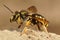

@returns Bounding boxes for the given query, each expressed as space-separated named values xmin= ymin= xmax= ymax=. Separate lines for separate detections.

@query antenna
xmin=3 ymin=4 xmax=13 ymax=13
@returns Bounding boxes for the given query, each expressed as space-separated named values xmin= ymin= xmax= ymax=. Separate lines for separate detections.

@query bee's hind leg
xmin=37 ymin=23 xmax=41 ymax=31
xmin=41 ymin=25 xmax=48 ymax=33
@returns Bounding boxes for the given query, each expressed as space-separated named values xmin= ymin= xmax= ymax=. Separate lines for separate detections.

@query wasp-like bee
xmin=3 ymin=4 xmax=49 ymax=35
xmin=3 ymin=4 xmax=29 ymax=29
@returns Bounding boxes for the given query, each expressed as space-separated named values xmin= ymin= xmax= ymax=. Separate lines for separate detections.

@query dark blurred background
xmin=0 ymin=0 xmax=60 ymax=34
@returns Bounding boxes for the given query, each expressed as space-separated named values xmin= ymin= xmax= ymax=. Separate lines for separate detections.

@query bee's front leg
xmin=18 ymin=22 xmax=23 ymax=28
xmin=18 ymin=25 xmax=21 ymax=28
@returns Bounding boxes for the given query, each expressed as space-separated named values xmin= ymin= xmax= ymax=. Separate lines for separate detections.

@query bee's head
xmin=10 ymin=11 xmax=20 ymax=23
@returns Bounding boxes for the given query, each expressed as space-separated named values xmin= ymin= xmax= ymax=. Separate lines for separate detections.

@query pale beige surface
xmin=0 ymin=29 xmax=60 ymax=40
xmin=0 ymin=0 xmax=60 ymax=34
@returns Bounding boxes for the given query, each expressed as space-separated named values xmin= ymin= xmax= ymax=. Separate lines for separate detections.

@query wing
xmin=27 ymin=6 xmax=37 ymax=13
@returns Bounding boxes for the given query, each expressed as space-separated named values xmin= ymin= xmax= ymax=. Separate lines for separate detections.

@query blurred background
xmin=0 ymin=0 xmax=60 ymax=34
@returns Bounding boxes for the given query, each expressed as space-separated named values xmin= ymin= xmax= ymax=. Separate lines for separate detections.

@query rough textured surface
xmin=0 ymin=29 xmax=60 ymax=40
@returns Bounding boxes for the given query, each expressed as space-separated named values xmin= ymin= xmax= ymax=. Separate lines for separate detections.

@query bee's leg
xmin=41 ymin=25 xmax=48 ymax=33
xmin=16 ymin=24 xmax=22 ymax=32
xmin=38 ymin=21 xmax=48 ymax=33
xmin=18 ymin=24 xmax=21 ymax=28
xmin=21 ymin=20 xmax=31 ymax=35
xmin=36 ymin=23 xmax=41 ymax=31
xmin=42 ymin=25 xmax=53 ymax=40
xmin=20 ymin=27 xmax=28 ymax=35
xmin=18 ymin=22 xmax=23 ymax=28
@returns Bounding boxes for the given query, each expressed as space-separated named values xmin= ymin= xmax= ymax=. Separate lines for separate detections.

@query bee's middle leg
xmin=21 ymin=20 xmax=31 ymax=35
xmin=20 ymin=27 xmax=28 ymax=35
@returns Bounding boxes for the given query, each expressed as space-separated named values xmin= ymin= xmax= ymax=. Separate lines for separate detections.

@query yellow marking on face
xmin=10 ymin=16 xmax=14 ymax=22
xmin=10 ymin=16 xmax=13 ymax=20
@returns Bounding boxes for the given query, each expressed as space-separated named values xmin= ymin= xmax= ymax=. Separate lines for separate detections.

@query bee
xmin=3 ymin=4 xmax=29 ymax=29
xmin=3 ymin=4 xmax=49 ymax=35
